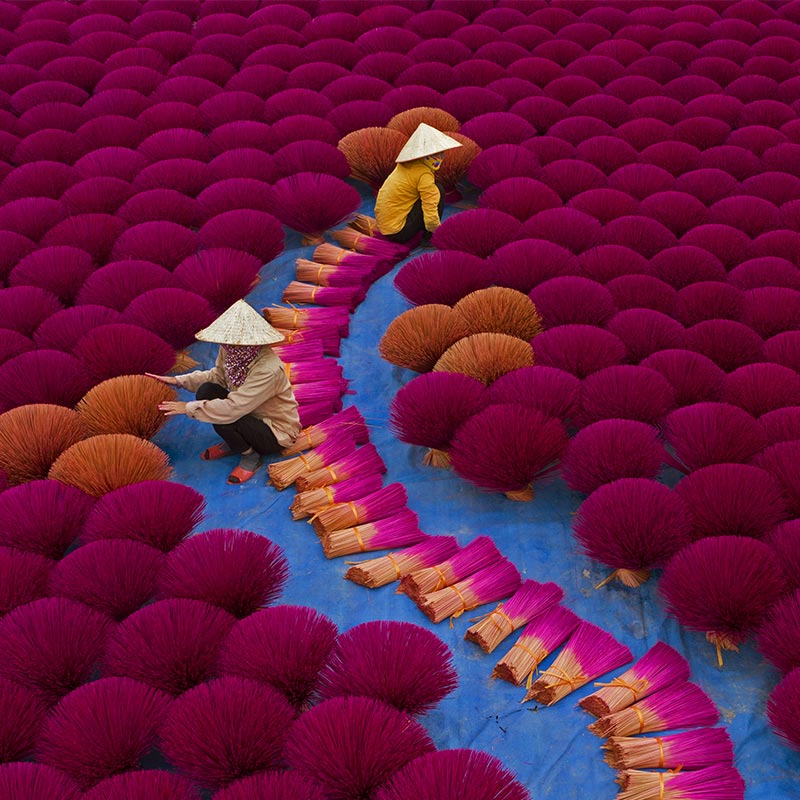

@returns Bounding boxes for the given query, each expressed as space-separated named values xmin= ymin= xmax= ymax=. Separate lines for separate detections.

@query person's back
xmin=375 ymin=160 xmax=440 ymax=236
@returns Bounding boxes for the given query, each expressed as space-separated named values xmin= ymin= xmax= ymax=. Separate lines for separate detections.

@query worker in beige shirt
xmin=375 ymin=122 xmax=462 ymax=244
xmin=148 ymin=300 xmax=300 ymax=485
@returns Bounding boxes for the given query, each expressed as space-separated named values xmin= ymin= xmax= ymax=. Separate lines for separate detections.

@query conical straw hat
xmin=395 ymin=122 xmax=463 ymax=163
xmin=195 ymin=300 xmax=285 ymax=345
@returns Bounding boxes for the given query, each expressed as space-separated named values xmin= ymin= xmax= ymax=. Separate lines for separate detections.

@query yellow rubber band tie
xmin=284 ymin=363 xmax=292 ymax=381
xmin=353 ymin=526 xmax=365 ymax=552
xmin=298 ymin=453 xmax=310 ymax=470
xmin=324 ymin=486 xmax=335 ymax=504
xmin=656 ymin=737 xmax=664 ymax=769
xmin=511 ymin=642 xmax=547 ymax=663
xmin=305 ymin=429 xmax=315 ymax=449
xmin=450 ymin=583 xmax=469 ymax=613
xmin=432 ymin=565 xmax=449 ymax=591
xmin=489 ymin=608 xmax=515 ymax=634
xmin=348 ymin=501 xmax=359 ymax=525
xmin=386 ymin=553 xmax=402 ymax=579
xmin=659 ymin=773 xmax=664 ymax=800
xmin=327 ymin=465 xmax=337 ymax=481
xmin=317 ymin=264 xmax=325 ymax=283
xmin=337 ymin=247 xmax=346 ymax=264
xmin=632 ymin=704 xmax=646 ymax=734
xmin=539 ymin=665 xmax=587 ymax=691
xmin=311 ymin=285 xmax=318 ymax=302
xmin=292 ymin=309 xmax=299 ymax=327
xmin=594 ymin=677 xmax=649 ymax=703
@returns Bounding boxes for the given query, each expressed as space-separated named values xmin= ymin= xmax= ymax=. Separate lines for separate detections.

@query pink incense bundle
xmin=274 ymin=325 xmax=342 ymax=358
xmin=291 ymin=473 xmax=384 ymax=522
xmin=273 ymin=340 xmax=325 ymax=364
xmin=267 ymin=435 xmax=356 ymax=491
xmin=311 ymin=483 xmax=408 ymax=535
xmin=296 ymin=257 xmax=372 ymax=288
xmin=292 ymin=379 xmax=349 ymax=409
xmin=282 ymin=406 xmax=369 ymax=456
xmin=320 ymin=509 xmax=425 ymax=560
xmin=282 ymin=280 xmax=364 ymax=312
xmin=345 ymin=536 xmax=459 ymax=589
xmin=615 ymin=765 xmax=744 ymax=800
xmin=464 ymin=579 xmax=564 ymax=654
xmin=283 ymin=358 xmax=343 ymax=386
xmin=399 ymin=535 xmax=502 ymax=602
xmin=580 ymin=642 xmax=691 ymax=718
xmin=524 ymin=621 xmax=633 ymax=706
xmin=331 ymin=224 xmax=409 ymax=259
xmin=604 ymin=728 xmax=735 ymax=771
xmin=296 ymin=443 xmax=387 ymax=491
xmin=313 ymin=242 xmax=389 ymax=278
xmin=417 ymin=558 xmax=522 ymax=625
xmin=263 ymin=304 xmax=350 ymax=337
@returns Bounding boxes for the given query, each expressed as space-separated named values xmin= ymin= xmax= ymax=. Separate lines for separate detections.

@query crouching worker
xmin=148 ymin=300 xmax=300 ymax=485
xmin=374 ymin=122 xmax=462 ymax=244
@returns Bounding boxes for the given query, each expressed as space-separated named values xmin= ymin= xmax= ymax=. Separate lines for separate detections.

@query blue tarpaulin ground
xmin=154 ymin=189 xmax=799 ymax=799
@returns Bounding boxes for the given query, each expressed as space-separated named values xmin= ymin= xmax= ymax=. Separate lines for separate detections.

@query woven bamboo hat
xmin=195 ymin=300 xmax=285 ymax=345
xmin=395 ymin=122 xmax=462 ymax=163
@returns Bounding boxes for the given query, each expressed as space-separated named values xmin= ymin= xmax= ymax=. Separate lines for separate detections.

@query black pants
xmin=196 ymin=382 xmax=281 ymax=455
xmin=383 ymin=181 xmax=445 ymax=243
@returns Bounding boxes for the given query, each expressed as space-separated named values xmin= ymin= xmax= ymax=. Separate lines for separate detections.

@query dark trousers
xmin=196 ymin=382 xmax=281 ymax=455
xmin=383 ymin=181 xmax=445 ymax=243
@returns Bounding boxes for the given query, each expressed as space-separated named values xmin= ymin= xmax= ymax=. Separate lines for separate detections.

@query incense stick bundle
xmin=615 ymin=765 xmax=744 ymax=800
xmin=274 ymin=326 xmax=342 ymax=357
xmin=292 ymin=379 xmax=350 ymax=407
xmin=313 ymin=243 xmax=388 ymax=275
xmin=283 ymin=359 xmax=343 ymax=386
xmin=320 ymin=510 xmax=426 ymax=559
xmin=264 ymin=305 xmax=350 ymax=336
xmin=464 ymin=579 xmax=564 ymax=654
xmin=274 ymin=340 xmax=325 ymax=363
xmin=398 ymin=535 xmax=502 ymax=601
xmin=580 ymin=642 xmax=690 ymax=718
xmin=296 ymin=258 xmax=372 ymax=288
xmin=267 ymin=436 xmax=356 ymax=491
xmin=524 ymin=621 xmax=632 ymax=706
xmin=282 ymin=406 xmax=369 ymax=456
xmin=331 ymin=225 xmax=408 ymax=259
xmin=603 ymin=728 xmax=735 ymax=771
xmin=282 ymin=281 xmax=364 ymax=312
xmin=344 ymin=536 xmax=460 ymax=589
xmin=290 ymin=473 xmax=383 ymax=521
xmin=417 ymin=559 xmax=522 ymax=624
xmin=296 ymin=444 xmax=387 ymax=491
xmin=589 ymin=681 xmax=719 ymax=738
xmin=349 ymin=214 xmax=378 ymax=236
xmin=493 ymin=606 xmax=580 ymax=686
xmin=298 ymin=400 xmax=343 ymax=429
xmin=311 ymin=483 xmax=408 ymax=535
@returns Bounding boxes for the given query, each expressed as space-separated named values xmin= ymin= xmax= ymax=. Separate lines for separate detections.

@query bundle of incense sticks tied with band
xmin=397 ymin=535 xmax=501 ymax=601
xmin=331 ymin=225 xmax=409 ymax=260
xmin=291 ymin=474 xmax=384 ymax=521
xmin=416 ymin=558 xmax=522 ymax=625
xmin=524 ymin=621 xmax=632 ymax=706
xmin=579 ymin=641 xmax=690 ymax=718
xmin=273 ymin=325 xmax=342 ymax=358
xmin=615 ymin=764 xmax=745 ymax=800
xmin=282 ymin=280 xmax=364 ymax=312
xmin=267 ymin=435 xmax=356 ymax=491
xmin=319 ymin=509 xmax=426 ymax=560
xmin=588 ymin=681 xmax=719 ymax=738
xmin=283 ymin=358 xmax=343 ymax=385
xmin=493 ymin=605 xmax=580 ymax=686
xmin=296 ymin=444 xmax=387 ymax=491
xmin=296 ymin=257 xmax=373 ymax=288
xmin=344 ymin=536 xmax=459 ymax=589
xmin=464 ymin=579 xmax=564 ymax=654
xmin=313 ymin=243 xmax=390 ymax=279
xmin=263 ymin=304 xmax=350 ymax=337
xmin=603 ymin=728 xmax=735 ymax=772
xmin=274 ymin=339 xmax=324 ymax=362
xmin=282 ymin=406 xmax=369 ymax=456
xmin=311 ymin=483 xmax=408 ymax=535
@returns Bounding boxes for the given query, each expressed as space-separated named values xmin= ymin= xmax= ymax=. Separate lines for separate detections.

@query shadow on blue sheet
xmin=154 ymin=190 xmax=799 ymax=799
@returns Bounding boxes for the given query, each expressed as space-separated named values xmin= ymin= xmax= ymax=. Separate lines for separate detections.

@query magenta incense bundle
xmin=273 ymin=326 xmax=343 ymax=358
xmin=604 ymin=728 xmax=735 ymax=771
xmin=283 ymin=358 xmax=344 ymax=386
xmin=345 ymin=536 xmax=460 ymax=589
xmin=311 ymin=483 xmax=408 ymax=535
xmin=296 ymin=257 xmax=372 ymax=288
xmin=465 ymin=579 xmax=564 ymax=654
xmin=263 ymin=304 xmax=350 ymax=337
xmin=267 ymin=435 xmax=356 ymax=491
xmin=296 ymin=444 xmax=387 ymax=491
xmin=493 ymin=606 xmax=580 ymax=686
xmin=580 ymin=642 xmax=690 ymax=718
xmin=291 ymin=474 xmax=384 ymax=522
xmin=282 ymin=280 xmax=364 ymax=312
xmin=615 ymin=764 xmax=744 ymax=800
xmin=273 ymin=339 xmax=325 ymax=364
xmin=320 ymin=509 xmax=425 ymax=560
xmin=282 ymin=405 xmax=369 ymax=456
xmin=331 ymin=224 xmax=409 ymax=259
xmin=314 ymin=242 xmax=389 ymax=275
xmin=525 ymin=621 xmax=632 ymax=706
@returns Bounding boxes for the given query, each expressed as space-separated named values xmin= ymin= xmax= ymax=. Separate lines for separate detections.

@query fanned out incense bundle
xmin=615 ymin=765 xmax=745 ymax=800
xmin=345 ymin=536 xmax=460 ymax=589
xmin=331 ymin=225 xmax=409 ymax=259
xmin=465 ymin=579 xmax=564 ymax=654
xmin=603 ymin=728 xmax=735 ymax=771
xmin=283 ymin=359 xmax=343 ymax=386
xmin=263 ymin=305 xmax=350 ymax=336
xmin=296 ymin=258 xmax=372 ymax=288
xmin=399 ymin=535 xmax=501 ymax=601
xmin=311 ymin=483 xmax=408 ymax=535
xmin=296 ymin=444 xmax=387 ymax=491
xmin=291 ymin=474 xmax=384 ymax=521
xmin=320 ymin=509 xmax=425 ymax=560
xmin=589 ymin=681 xmax=720 ymax=738
xmin=580 ymin=642 xmax=690 ymax=718
xmin=493 ymin=606 xmax=580 ymax=686
xmin=282 ymin=281 xmax=364 ymax=312
xmin=282 ymin=406 xmax=369 ymax=456
xmin=525 ymin=622 xmax=632 ymax=706
xmin=267 ymin=436 xmax=356 ymax=491
xmin=417 ymin=558 xmax=522 ymax=625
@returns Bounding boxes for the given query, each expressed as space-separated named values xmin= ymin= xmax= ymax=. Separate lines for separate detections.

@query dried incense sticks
xmin=281 ymin=406 xmax=369 ymax=456
xmin=291 ymin=474 xmax=384 ymax=521
xmin=603 ymin=728 xmax=734 ymax=771
xmin=311 ymin=483 xmax=408 ymax=535
xmin=295 ymin=444 xmax=386 ymax=491
xmin=615 ymin=765 xmax=744 ymax=800
xmin=320 ymin=510 xmax=426 ymax=560
xmin=267 ymin=435 xmax=356 ymax=490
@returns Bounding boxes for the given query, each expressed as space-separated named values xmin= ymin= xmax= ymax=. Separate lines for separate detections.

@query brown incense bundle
xmin=310 ymin=483 xmax=408 ymax=535
xmin=433 ymin=333 xmax=534 ymax=385
xmin=387 ymin=107 xmax=460 ymax=136
xmin=454 ymin=287 xmax=543 ymax=341
xmin=338 ymin=128 xmax=408 ymax=190
xmin=319 ymin=510 xmax=425 ymax=559
xmin=349 ymin=214 xmax=378 ymax=236
xmin=267 ymin=436 xmax=356 ymax=491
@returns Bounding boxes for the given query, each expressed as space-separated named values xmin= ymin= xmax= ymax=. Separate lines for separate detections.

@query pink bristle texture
xmin=116 ymin=188 xmax=199 ymax=228
xmin=721 ymin=363 xmax=800 ymax=417
xmin=653 ymin=246 xmax=729 ymax=292
xmin=281 ymin=406 xmax=369 ymax=455
xmin=271 ymin=115 xmax=341 ymax=149
xmin=123 ymin=288 xmax=215 ymax=350
xmin=157 ymin=529 xmax=288 ymax=618
xmin=173 ymin=248 xmax=261 ymax=313
xmin=138 ymin=102 xmax=205 ymax=136
xmin=518 ymin=208 xmax=602 ymax=255
xmin=0 ymin=286 xmax=63 ymax=338
xmin=431 ymin=209 xmax=521 ymax=259
xmin=137 ymin=127 xmax=210 ymax=162
xmin=530 ymin=277 xmax=617 ymax=328
xmin=562 ymin=420 xmax=665 ymax=495
xmin=275 ymin=340 xmax=325 ymax=364
xmin=0 ymin=597 xmax=112 ymax=706
xmin=577 ymin=365 xmax=676 ymax=427
xmin=131 ymin=158 xmax=209 ymax=198
xmin=490 ymin=239 xmax=580 ymax=294
xmin=756 ymin=440 xmax=800 ymax=517
xmin=320 ymin=510 xmax=426 ymax=560
xmin=213 ymin=772 xmax=327 ymax=800
xmin=81 ymin=771 xmax=201 ymax=800
xmin=102 ymin=598 xmax=235 ymax=695
xmin=638 ymin=190 xmax=710 ymax=236
xmin=285 ymin=695 xmax=435 ymax=800
xmin=73 ymin=147 xmax=147 ymax=182
xmin=768 ymin=668 xmax=800 ymax=751
xmin=0 ymin=233 xmax=36 ymax=285
xmin=605 ymin=308 xmax=686 ymax=364
xmin=640 ymin=349 xmax=725 ymax=407
xmin=467 ymin=143 xmax=541 ymax=190
xmin=1 ymin=160 xmax=75 ymax=199
xmin=0 ymin=763 xmax=82 ymax=800
xmin=574 ymin=479 xmax=692 ymax=588
xmin=603 ymin=728 xmax=734 ymax=771
xmin=743 ymin=286 xmax=800 ymax=339
xmin=758 ymin=589 xmax=800 ymax=675
xmin=376 ymin=749 xmax=530 ymax=800
xmin=661 ymin=536 xmax=787 ymax=660
xmin=769 ymin=520 xmax=800 ymax=592
xmin=312 ymin=483 xmax=409 ymax=535
xmin=394 ymin=251 xmax=491 ymax=307
xmin=675 ymin=282 xmax=745 ymax=327
xmin=531 ymin=325 xmax=627 ymax=379
xmin=283 ymin=359 xmax=343 ymax=386
xmin=111 ymin=221 xmax=197 ymax=271
xmin=76 ymin=261 xmax=178 ymax=311
xmin=0 ymin=676 xmax=47 ymax=761
xmin=196 ymin=179 xmax=274 ymax=221
xmin=0 ymin=479 xmax=94 ymax=559
xmin=663 ymin=402 xmax=768 ymax=473
xmin=761 ymin=407 xmax=800 ymax=445
xmin=282 ymin=281 xmax=364 ymax=311
xmin=0 ymin=546 xmax=53 ymax=617
xmin=198 ymin=209 xmax=284 ymax=264
xmin=488 ymin=366 xmax=581 ymax=421
xmin=479 ymin=177 xmax=561 ymax=222
xmin=680 ymin=224 xmax=750 ymax=271
xmin=728 ymin=257 xmax=800 ymax=291
xmin=579 ymin=245 xmax=651 ymax=284
xmin=36 ymin=677 xmax=171 ymax=789
xmin=317 ymin=620 xmax=457 ymax=715
xmin=41 ymin=213 xmax=125 ymax=264
xmin=160 ymin=676 xmax=294 ymax=789
xmin=0 ymin=330 xmax=35 ymax=366
xmin=0 ymin=350 xmax=93 ymax=413
xmin=61 ymin=177 xmax=134 ymax=216
xmin=764 ymin=331 xmax=800 ymax=374
xmin=75 ymin=115 xmax=147 ymax=150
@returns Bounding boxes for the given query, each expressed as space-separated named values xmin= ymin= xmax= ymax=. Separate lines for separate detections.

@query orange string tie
xmin=284 ymin=363 xmax=292 ymax=381
xmin=448 ymin=583 xmax=470 ymax=628
xmin=593 ymin=676 xmax=650 ymax=703
xmin=659 ymin=772 xmax=665 ymax=800
xmin=304 ymin=429 xmax=315 ymax=449
xmin=656 ymin=737 xmax=665 ymax=769
xmin=337 ymin=247 xmax=346 ymax=265
xmin=539 ymin=665 xmax=587 ymax=691
xmin=353 ymin=525 xmax=365 ymax=552
xmin=327 ymin=465 xmax=338 ymax=482
xmin=316 ymin=264 xmax=325 ymax=283
xmin=631 ymin=704 xmax=646 ymax=734
xmin=311 ymin=286 xmax=319 ymax=302
xmin=386 ymin=553 xmax=403 ymax=580
xmin=489 ymin=608 xmax=515 ymax=634
xmin=432 ymin=565 xmax=449 ymax=591
xmin=298 ymin=453 xmax=311 ymax=472
xmin=347 ymin=501 xmax=360 ymax=525
xmin=323 ymin=486 xmax=335 ymax=504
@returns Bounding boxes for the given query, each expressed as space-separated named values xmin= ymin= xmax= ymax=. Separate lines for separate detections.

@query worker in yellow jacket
xmin=374 ymin=122 xmax=462 ymax=244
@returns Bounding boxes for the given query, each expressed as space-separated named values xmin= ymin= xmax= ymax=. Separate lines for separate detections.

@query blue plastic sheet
xmin=154 ymin=190 xmax=799 ymax=799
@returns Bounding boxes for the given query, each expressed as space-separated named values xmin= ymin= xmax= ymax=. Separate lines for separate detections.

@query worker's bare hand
xmin=146 ymin=373 xmax=178 ymax=385
xmin=159 ymin=401 xmax=188 ymax=416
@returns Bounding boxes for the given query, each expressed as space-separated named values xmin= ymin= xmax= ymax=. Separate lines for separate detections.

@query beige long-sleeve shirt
xmin=174 ymin=347 xmax=301 ymax=448
xmin=375 ymin=160 xmax=441 ymax=234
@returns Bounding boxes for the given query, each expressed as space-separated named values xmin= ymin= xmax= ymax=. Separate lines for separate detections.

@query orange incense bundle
xmin=615 ymin=765 xmax=744 ymax=800
xmin=349 ymin=214 xmax=378 ymax=235
xmin=603 ymin=728 xmax=735 ymax=771
xmin=290 ymin=473 xmax=383 ymax=521
xmin=344 ymin=536 xmax=459 ymax=589
xmin=320 ymin=509 xmax=425 ymax=560
xmin=267 ymin=436 xmax=356 ymax=491
xmin=296 ymin=258 xmax=372 ymax=288
xmin=524 ymin=621 xmax=632 ymax=706
xmin=311 ymin=483 xmax=408 ymax=535
xmin=282 ymin=406 xmax=369 ymax=456
xmin=464 ymin=579 xmax=564 ymax=654
xmin=295 ymin=444 xmax=386 ymax=491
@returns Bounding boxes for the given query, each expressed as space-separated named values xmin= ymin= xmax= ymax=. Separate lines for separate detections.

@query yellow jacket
xmin=375 ymin=160 xmax=441 ymax=235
